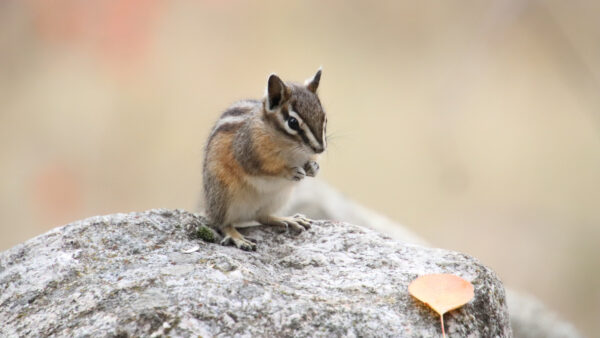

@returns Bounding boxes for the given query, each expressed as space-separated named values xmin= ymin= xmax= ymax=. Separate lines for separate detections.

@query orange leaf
xmin=408 ymin=273 xmax=474 ymax=337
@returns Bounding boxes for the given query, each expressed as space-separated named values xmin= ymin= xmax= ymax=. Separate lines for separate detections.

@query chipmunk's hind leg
xmin=258 ymin=214 xmax=312 ymax=233
xmin=220 ymin=225 xmax=257 ymax=251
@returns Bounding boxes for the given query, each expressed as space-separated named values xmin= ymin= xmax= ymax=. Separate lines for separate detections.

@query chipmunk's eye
xmin=287 ymin=117 xmax=300 ymax=131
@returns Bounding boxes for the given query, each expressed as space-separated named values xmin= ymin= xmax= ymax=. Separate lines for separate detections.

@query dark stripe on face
xmin=298 ymin=129 xmax=311 ymax=147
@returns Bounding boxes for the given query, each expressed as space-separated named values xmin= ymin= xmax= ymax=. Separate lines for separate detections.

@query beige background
xmin=1 ymin=1 xmax=599 ymax=335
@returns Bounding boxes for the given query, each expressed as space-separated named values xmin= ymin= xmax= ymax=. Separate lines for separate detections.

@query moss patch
xmin=196 ymin=225 xmax=216 ymax=243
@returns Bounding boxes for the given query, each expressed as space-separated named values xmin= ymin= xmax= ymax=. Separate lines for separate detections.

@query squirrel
xmin=202 ymin=69 xmax=327 ymax=251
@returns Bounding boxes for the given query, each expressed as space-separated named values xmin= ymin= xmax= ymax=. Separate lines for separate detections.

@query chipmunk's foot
xmin=304 ymin=161 xmax=319 ymax=177
xmin=259 ymin=214 xmax=312 ymax=233
xmin=220 ymin=225 xmax=257 ymax=251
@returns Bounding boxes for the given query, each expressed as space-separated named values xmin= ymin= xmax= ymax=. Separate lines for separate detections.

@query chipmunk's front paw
xmin=288 ymin=166 xmax=306 ymax=181
xmin=258 ymin=214 xmax=313 ymax=234
xmin=280 ymin=214 xmax=312 ymax=233
xmin=304 ymin=161 xmax=319 ymax=177
xmin=289 ymin=214 xmax=313 ymax=231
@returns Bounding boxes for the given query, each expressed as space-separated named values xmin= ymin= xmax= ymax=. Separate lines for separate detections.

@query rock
xmin=286 ymin=180 xmax=583 ymax=338
xmin=0 ymin=209 xmax=511 ymax=337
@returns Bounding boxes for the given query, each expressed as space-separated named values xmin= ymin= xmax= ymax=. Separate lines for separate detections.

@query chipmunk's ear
xmin=305 ymin=68 xmax=322 ymax=93
xmin=266 ymin=74 xmax=290 ymax=111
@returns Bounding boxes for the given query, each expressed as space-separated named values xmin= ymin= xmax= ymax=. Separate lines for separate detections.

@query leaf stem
xmin=440 ymin=313 xmax=446 ymax=338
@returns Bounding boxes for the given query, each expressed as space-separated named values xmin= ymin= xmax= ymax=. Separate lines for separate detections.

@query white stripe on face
xmin=289 ymin=110 xmax=321 ymax=150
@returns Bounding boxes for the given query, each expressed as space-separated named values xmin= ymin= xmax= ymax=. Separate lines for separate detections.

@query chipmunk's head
xmin=263 ymin=69 xmax=327 ymax=154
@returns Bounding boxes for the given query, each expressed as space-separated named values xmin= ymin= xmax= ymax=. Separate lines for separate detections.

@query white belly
xmin=226 ymin=176 xmax=295 ymax=224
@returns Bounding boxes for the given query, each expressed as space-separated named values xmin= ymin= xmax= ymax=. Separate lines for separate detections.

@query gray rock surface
xmin=0 ymin=209 xmax=511 ymax=337
xmin=286 ymin=180 xmax=583 ymax=338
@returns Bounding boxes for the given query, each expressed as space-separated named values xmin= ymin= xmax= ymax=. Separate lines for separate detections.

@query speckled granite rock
xmin=0 ymin=209 xmax=510 ymax=337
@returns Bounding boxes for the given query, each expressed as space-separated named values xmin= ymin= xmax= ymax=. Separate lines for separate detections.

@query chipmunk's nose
xmin=313 ymin=146 xmax=325 ymax=154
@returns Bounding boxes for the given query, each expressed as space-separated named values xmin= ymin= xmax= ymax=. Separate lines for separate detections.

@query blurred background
xmin=1 ymin=0 xmax=599 ymax=335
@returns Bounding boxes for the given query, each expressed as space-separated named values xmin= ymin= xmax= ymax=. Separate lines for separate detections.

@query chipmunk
xmin=202 ymin=69 xmax=327 ymax=250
